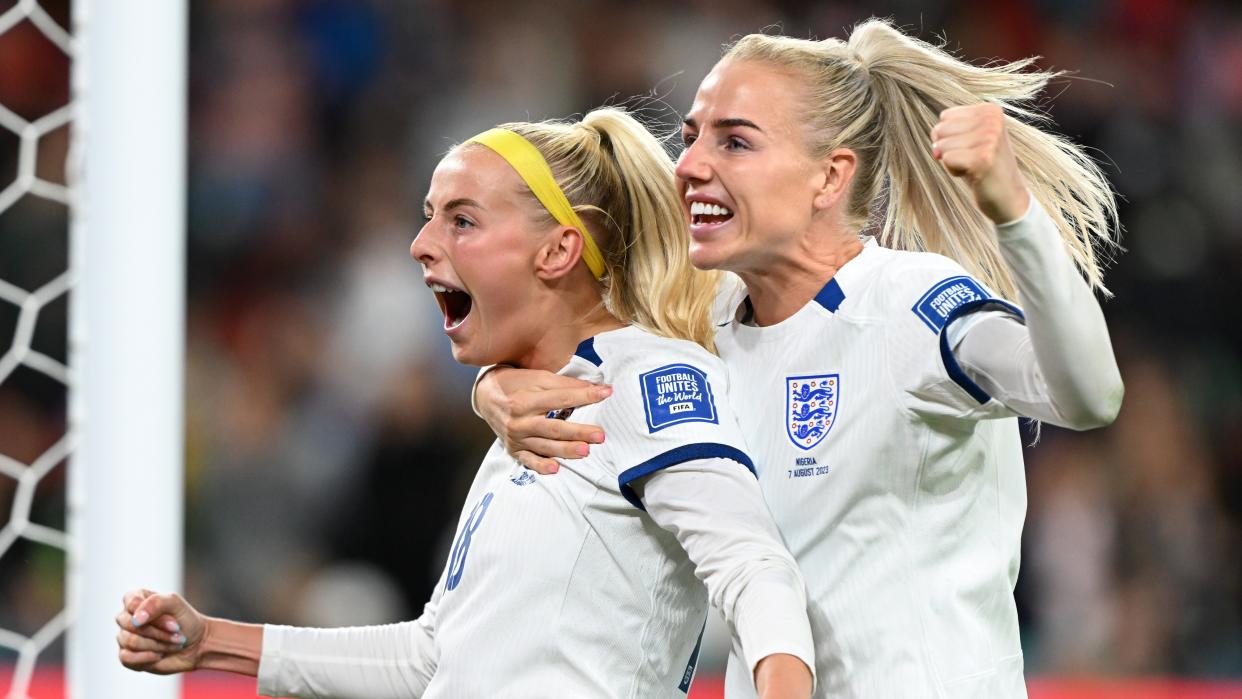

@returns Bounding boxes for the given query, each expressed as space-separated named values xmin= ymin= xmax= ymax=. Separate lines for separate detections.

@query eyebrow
xmin=423 ymin=197 xmax=484 ymax=213
xmin=682 ymin=117 xmax=764 ymax=133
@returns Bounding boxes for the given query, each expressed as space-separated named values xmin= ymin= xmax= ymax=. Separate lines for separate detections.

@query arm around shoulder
xmin=471 ymin=363 xmax=611 ymax=473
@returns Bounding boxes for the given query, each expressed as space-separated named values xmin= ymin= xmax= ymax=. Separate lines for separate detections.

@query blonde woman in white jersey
xmin=475 ymin=19 xmax=1124 ymax=699
xmin=113 ymin=108 xmax=816 ymax=698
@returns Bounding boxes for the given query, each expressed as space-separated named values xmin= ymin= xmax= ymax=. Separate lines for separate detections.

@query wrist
xmin=195 ymin=617 xmax=264 ymax=677
xmin=993 ymin=187 xmax=1034 ymax=229
xmin=754 ymin=653 xmax=812 ymax=699
xmin=471 ymin=363 xmax=515 ymax=418
xmin=985 ymin=175 xmax=1031 ymax=226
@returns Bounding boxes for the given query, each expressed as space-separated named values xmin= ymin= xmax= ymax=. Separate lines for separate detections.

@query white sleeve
xmin=946 ymin=199 xmax=1124 ymax=429
xmin=632 ymin=458 xmax=816 ymax=689
xmin=256 ymin=604 xmax=439 ymax=698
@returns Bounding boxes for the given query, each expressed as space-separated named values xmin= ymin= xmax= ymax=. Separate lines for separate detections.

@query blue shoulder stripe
xmin=939 ymin=297 xmax=1025 ymax=404
xmin=617 ymin=443 xmax=755 ymax=510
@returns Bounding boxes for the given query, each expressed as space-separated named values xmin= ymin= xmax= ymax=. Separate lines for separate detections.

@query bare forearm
xmin=196 ymin=617 xmax=264 ymax=676
xmin=755 ymin=653 xmax=813 ymax=699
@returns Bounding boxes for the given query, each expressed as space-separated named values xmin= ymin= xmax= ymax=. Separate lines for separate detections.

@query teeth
xmin=689 ymin=201 xmax=733 ymax=217
xmin=429 ymin=282 xmax=459 ymax=293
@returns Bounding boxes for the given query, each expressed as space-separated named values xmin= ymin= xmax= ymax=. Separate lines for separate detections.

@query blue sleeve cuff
xmin=618 ymin=443 xmax=756 ymax=510
xmin=939 ymin=297 xmax=1025 ymax=405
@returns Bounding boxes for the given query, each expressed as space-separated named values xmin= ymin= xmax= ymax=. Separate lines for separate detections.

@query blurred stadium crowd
xmin=1 ymin=0 xmax=1241 ymax=681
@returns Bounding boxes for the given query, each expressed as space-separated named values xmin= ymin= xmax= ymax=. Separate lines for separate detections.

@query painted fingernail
xmin=547 ymin=463 xmax=560 ymax=474
xmin=598 ymin=386 xmax=612 ymax=397
xmin=165 ymin=620 xmax=181 ymax=634
xmin=589 ymin=431 xmax=604 ymax=443
xmin=171 ymin=634 xmax=185 ymax=645
xmin=576 ymin=444 xmax=590 ymax=456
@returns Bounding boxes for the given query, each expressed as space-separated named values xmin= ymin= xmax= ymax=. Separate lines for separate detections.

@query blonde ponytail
xmin=581 ymin=110 xmax=721 ymax=352
xmin=727 ymin=18 xmax=1119 ymax=300
xmin=468 ymin=108 xmax=720 ymax=351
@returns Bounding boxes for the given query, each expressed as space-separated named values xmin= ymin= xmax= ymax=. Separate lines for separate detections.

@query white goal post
xmin=67 ymin=1 xmax=187 ymax=698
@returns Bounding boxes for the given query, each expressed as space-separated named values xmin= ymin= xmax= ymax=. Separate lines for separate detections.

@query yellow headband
xmin=466 ymin=128 xmax=607 ymax=280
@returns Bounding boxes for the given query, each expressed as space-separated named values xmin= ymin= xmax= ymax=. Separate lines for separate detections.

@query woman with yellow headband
xmin=112 ymin=108 xmax=816 ymax=698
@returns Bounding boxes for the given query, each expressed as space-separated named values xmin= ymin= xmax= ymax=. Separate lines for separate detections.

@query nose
xmin=674 ymin=139 xmax=710 ymax=184
xmin=410 ymin=220 xmax=437 ymax=264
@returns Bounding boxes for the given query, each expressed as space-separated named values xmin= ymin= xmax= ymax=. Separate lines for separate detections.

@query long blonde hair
xmin=726 ymin=18 xmax=1119 ymax=300
xmin=462 ymin=108 xmax=720 ymax=351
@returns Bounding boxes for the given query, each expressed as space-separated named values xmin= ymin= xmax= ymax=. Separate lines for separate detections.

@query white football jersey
xmin=716 ymin=240 xmax=1029 ymax=699
xmin=422 ymin=326 xmax=760 ymax=698
xmin=257 ymin=324 xmax=815 ymax=699
xmin=422 ymin=327 xmax=755 ymax=699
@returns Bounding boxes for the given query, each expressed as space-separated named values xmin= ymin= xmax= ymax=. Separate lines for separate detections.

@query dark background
xmin=1 ymin=0 xmax=1240 ymax=680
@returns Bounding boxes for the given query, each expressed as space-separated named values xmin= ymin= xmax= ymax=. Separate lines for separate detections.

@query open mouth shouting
xmin=429 ymin=280 xmax=473 ymax=333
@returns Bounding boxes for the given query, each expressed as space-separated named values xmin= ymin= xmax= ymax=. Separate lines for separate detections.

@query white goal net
xmin=1 ymin=1 xmax=185 ymax=697
xmin=0 ymin=1 xmax=75 ymax=697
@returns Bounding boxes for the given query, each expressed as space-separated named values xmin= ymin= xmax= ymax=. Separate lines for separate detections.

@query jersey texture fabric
xmin=258 ymin=325 xmax=813 ymax=699
xmin=716 ymin=241 xmax=1028 ymax=699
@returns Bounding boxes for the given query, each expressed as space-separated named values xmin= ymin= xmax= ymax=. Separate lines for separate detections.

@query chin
xmin=448 ymin=341 xmax=484 ymax=368
xmin=689 ymin=242 xmax=730 ymax=271
xmin=450 ymin=336 xmax=509 ymax=369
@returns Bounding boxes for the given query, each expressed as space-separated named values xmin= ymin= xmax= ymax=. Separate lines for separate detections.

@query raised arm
xmin=633 ymin=460 xmax=815 ymax=699
xmin=948 ymin=200 xmax=1124 ymax=428
xmin=473 ymin=365 xmax=612 ymax=473
xmin=935 ymin=103 xmax=1123 ymax=428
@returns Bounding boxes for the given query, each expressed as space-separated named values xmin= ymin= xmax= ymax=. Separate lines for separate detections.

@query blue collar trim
xmin=813 ymin=278 xmax=845 ymax=312
xmin=574 ymin=337 xmax=603 ymax=366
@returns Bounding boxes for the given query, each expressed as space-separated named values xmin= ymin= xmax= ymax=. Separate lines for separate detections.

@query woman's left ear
xmin=535 ymin=225 xmax=585 ymax=280
xmin=812 ymin=147 xmax=858 ymax=210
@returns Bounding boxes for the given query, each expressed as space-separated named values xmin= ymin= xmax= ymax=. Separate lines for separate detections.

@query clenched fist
xmin=115 ymin=588 xmax=207 ymax=675
xmin=931 ymin=103 xmax=1031 ymax=225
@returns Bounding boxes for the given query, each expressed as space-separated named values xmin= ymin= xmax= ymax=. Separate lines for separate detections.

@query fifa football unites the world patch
xmin=913 ymin=275 xmax=991 ymax=332
xmin=639 ymin=363 xmax=718 ymax=432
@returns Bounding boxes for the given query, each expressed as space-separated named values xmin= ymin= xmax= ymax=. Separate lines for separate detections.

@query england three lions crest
xmin=786 ymin=374 xmax=839 ymax=450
